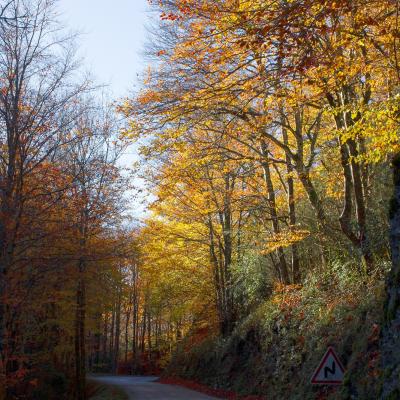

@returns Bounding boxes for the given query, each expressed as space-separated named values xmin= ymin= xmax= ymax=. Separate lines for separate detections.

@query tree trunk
xmin=124 ymin=309 xmax=130 ymax=363
xmin=221 ymin=174 xmax=235 ymax=335
xmin=131 ymin=266 xmax=139 ymax=372
xmin=93 ymin=313 xmax=102 ymax=371
xmin=112 ymin=284 xmax=121 ymax=374
xmin=147 ymin=312 xmax=152 ymax=361
xmin=347 ymin=139 xmax=374 ymax=273
xmin=102 ymin=313 xmax=108 ymax=365
xmin=282 ymin=125 xmax=301 ymax=283
xmin=326 ymin=90 xmax=374 ymax=273
xmin=260 ymin=140 xmax=290 ymax=284
xmin=74 ymin=259 xmax=86 ymax=400
xmin=141 ymin=307 xmax=146 ymax=353
xmin=109 ymin=303 xmax=115 ymax=362
xmin=0 ymin=148 xmax=18 ymax=397
xmin=209 ymin=217 xmax=226 ymax=335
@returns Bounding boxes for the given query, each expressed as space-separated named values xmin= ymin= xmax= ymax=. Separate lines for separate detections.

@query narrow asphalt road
xmin=89 ymin=375 xmax=220 ymax=400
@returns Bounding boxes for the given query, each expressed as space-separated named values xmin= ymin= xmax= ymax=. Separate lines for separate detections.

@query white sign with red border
xmin=311 ymin=347 xmax=345 ymax=385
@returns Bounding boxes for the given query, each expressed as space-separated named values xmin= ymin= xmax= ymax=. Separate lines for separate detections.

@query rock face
xmin=386 ymin=154 xmax=400 ymax=322
xmin=381 ymin=318 xmax=400 ymax=400
xmin=381 ymin=153 xmax=400 ymax=400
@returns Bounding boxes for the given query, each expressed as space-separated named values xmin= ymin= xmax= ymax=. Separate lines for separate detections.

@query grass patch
xmin=87 ymin=381 xmax=129 ymax=400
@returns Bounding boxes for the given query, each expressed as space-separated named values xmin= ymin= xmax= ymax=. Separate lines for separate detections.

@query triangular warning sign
xmin=311 ymin=347 xmax=345 ymax=385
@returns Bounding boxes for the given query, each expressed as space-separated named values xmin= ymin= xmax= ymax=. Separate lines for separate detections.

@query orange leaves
xmin=260 ymin=229 xmax=310 ymax=254
xmin=137 ymin=89 xmax=163 ymax=105
xmin=272 ymin=283 xmax=303 ymax=310
xmin=160 ymin=11 xmax=181 ymax=21
xmin=130 ymin=0 xmax=397 ymax=294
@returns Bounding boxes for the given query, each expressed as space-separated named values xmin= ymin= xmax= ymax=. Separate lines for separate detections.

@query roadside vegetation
xmin=87 ymin=381 xmax=128 ymax=400
xmin=167 ymin=263 xmax=385 ymax=399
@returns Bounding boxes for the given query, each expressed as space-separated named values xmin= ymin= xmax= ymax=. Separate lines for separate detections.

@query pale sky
xmin=58 ymin=0 xmax=152 ymax=220
xmin=58 ymin=0 xmax=151 ymax=97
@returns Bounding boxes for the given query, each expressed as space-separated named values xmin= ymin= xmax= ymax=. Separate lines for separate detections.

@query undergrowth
xmin=87 ymin=381 xmax=128 ymax=400
xmin=166 ymin=261 xmax=387 ymax=400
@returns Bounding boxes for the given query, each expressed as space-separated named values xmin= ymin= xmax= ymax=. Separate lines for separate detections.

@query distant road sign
xmin=311 ymin=347 xmax=345 ymax=385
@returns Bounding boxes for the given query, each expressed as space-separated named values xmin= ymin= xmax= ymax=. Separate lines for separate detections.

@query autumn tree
xmin=0 ymin=0 xmax=91 ymax=396
xmin=121 ymin=0 xmax=399 ymax=345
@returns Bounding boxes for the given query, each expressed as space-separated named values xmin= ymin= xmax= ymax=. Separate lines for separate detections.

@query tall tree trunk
xmin=147 ymin=312 xmax=152 ymax=362
xmin=326 ymin=90 xmax=374 ymax=273
xmin=74 ymin=259 xmax=86 ymax=400
xmin=0 ymin=214 xmax=7 ymax=397
xmin=282 ymin=125 xmax=301 ymax=283
xmin=124 ymin=309 xmax=130 ymax=363
xmin=112 ymin=284 xmax=121 ymax=374
xmin=296 ymin=168 xmax=327 ymax=228
xmin=131 ymin=265 xmax=139 ymax=372
xmin=347 ymin=139 xmax=374 ymax=273
xmin=131 ymin=305 xmax=137 ymax=371
xmin=109 ymin=302 xmax=115 ymax=362
xmin=260 ymin=140 xmax=290 ymax=284
xmin=102 ymin=313 xmax=108 ymax=365
xmin=0 ymin=151 xmax=18 ymax=397
xmin=209 ymin=217 xmax=226 ymax=335
xmin=93 ymin=313 xmax=102 ymax=370
xmin=221 ymin=174 xmax=235 ymax=335
xmin=141 ymin=307 xmax=146 ymax=353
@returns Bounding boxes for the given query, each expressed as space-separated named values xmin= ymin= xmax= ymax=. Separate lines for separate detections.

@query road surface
xmin=89 ymin=375 xmax=220 ymax=400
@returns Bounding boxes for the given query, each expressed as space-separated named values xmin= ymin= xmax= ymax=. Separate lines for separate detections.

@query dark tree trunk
xmin=209 ymin=217 xmax=226 ymax=336
xmin=74 ymin=259 xmax=86 ymax=400
xmin=109 ymin=302 xmax=115 ymax=362
xmin=260 ymin=140 xmax=290 ymax=284
xmin=141 ymin=307 xmax=146 ymax=353
xmin=112 ymin=284 xmax=121 ymax=374
xmin=102 ymin=313 xmax=109 ymax=365
xmin=93 ymin=313 xmax=102 ymax=370
xmin=347 ymin=139 xmax=374 ymax=272
xmin=131 ymin=264 xmax=139 ymax=372
xmin=326 ymin=90 xmax=374 ymax=273
xmin=282 ymin=125 xmax=301 ymax=283
xmin=221 ymin=174 xmax=235 ymax=335
xmin=124 ymin=309 xmax=130 ymax=363
xmin=147 ymin=312 xmax=152 ymax=361
xmin=296 ymin=169 xmax=327 ymax=228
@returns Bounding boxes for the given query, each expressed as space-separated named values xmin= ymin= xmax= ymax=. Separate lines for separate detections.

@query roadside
xmin=159 ymin=377 xmax=264 ymax=400
xmin=87 ymin=379 xmax=128 ymax=400
xmin=88 ymin=375 xmax=219 ymax=400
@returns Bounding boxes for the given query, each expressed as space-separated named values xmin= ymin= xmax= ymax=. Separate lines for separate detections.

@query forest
xmin=1 ymin=0 xmax=400 ymax=399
